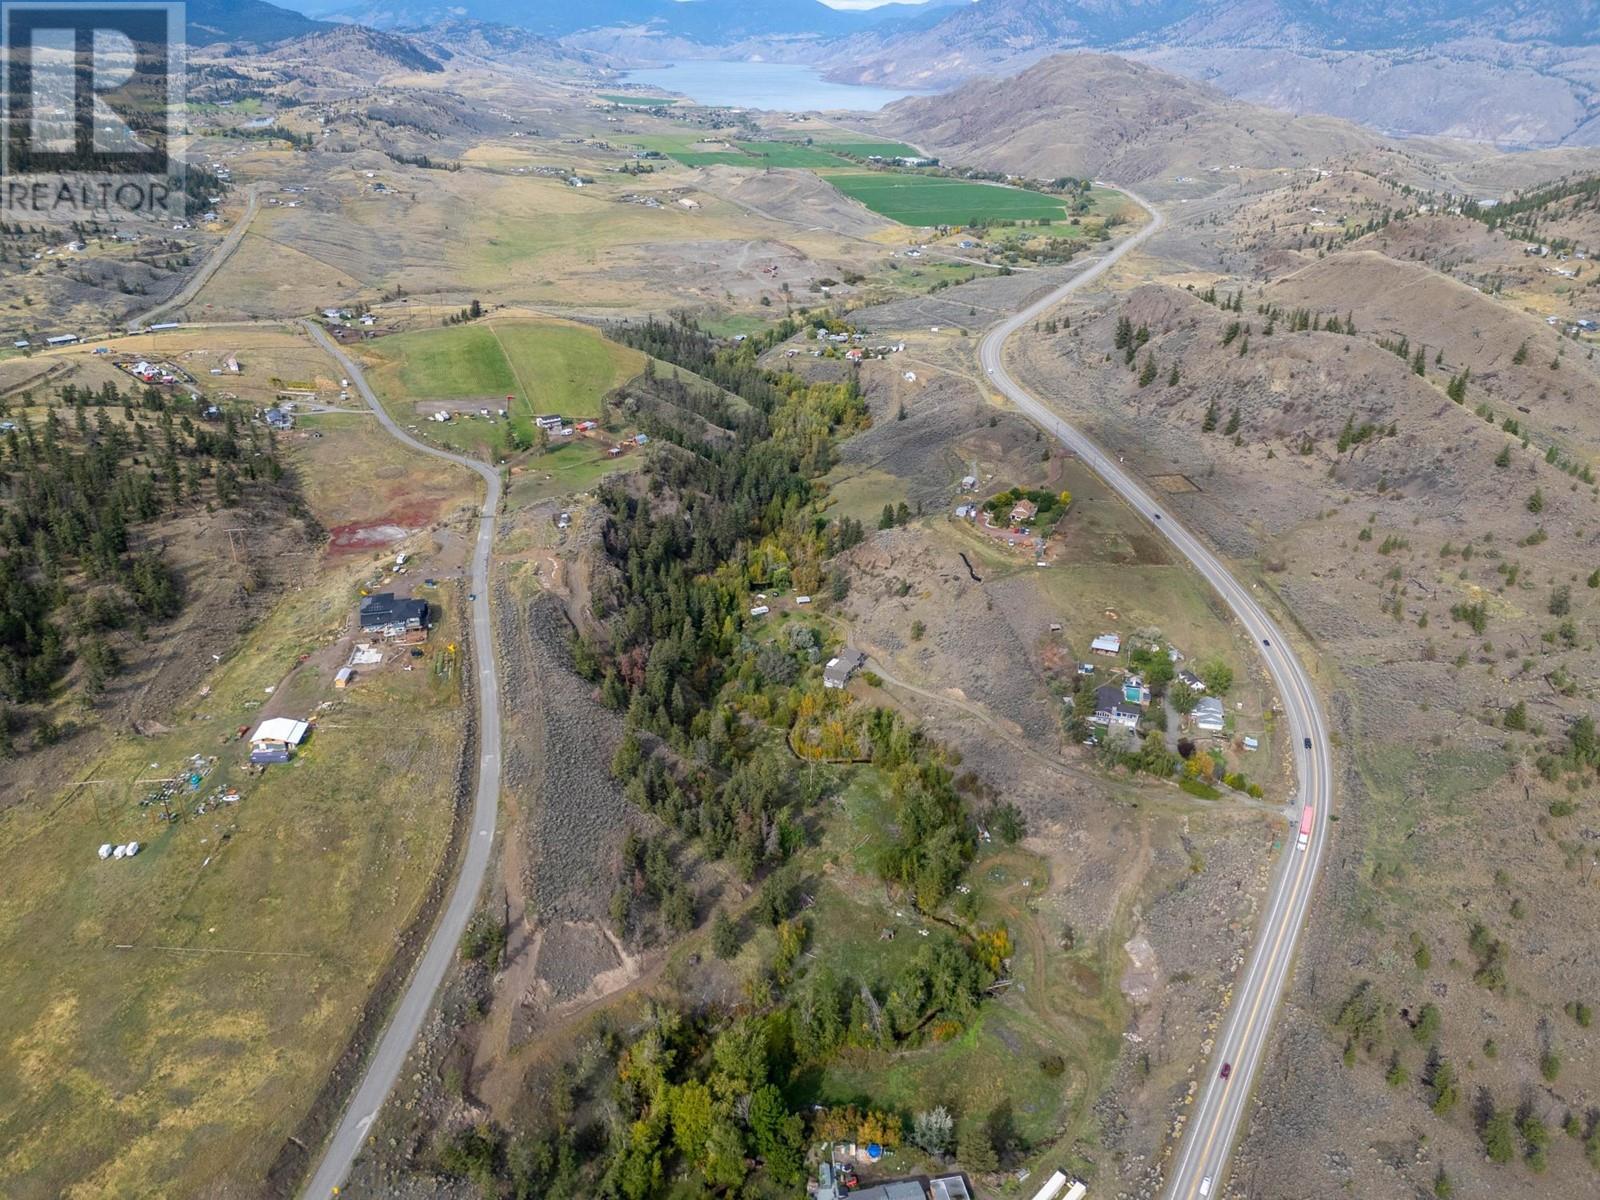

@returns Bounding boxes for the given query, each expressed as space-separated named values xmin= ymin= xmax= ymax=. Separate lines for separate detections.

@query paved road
xmin=129 ymin=184 xmax=261 ymax=329
xmin=299 ymin=321 xmax=505 ymax=1199
xmin=977 ymin=189 xmax=1334 ymax=1200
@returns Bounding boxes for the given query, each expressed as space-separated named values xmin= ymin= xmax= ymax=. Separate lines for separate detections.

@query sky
xmin=819 ymin=0 xmax=932 ymax=7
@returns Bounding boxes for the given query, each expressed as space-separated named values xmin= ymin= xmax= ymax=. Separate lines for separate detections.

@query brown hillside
xmin=867 ymin=53 xmax=1380 ymax=192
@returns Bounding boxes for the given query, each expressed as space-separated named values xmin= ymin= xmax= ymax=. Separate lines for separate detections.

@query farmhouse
xmin=1092 ymin=684 xmax=1142 ymax=731
xmin=534 ymin=414 xmax=564 ymax=432
xmin=1193 ymin=695 xmax=1226 ymax=732
xmin=359 ymin=592 xmax=428 ymax=637
xmin=1009 ymin=498 xmax=1038 ymax=524
xmin=823 ymin=648 xmax=865 ymax=689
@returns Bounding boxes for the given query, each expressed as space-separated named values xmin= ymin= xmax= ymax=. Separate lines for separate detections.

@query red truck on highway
xmin=1297 ymin=806 xmax=1314 ymax=851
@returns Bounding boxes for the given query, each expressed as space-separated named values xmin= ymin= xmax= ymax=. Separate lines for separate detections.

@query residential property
xmin=1178 ymin=669 xmax=1206 ymax=692
xmin=960 ymin=474 xmax=978 ymax=490
xmin=1193 ymin=695 xmax=1226 ymax=732
xmin=1092 ymin=684 xmax=1142 ymax=731
xmin=1122 ymin=676 xmax=1151 ymax=705
xmin=1009 ymin=498 xmax=1038 ymax=524
xmin=534 ymin=414 xmax=564 ymax=432
xmin=263 ymin=407 xmax=293 ymax=430
xmin=823 ymin=648 xmax=866 ymax=689
xmin=359 ymin=592 xmax=428 ymax=637
xmin=1090 ymin=632 xmax=1122 ymax=655
xmin=250 ymin=717 xmax=309 ymax=763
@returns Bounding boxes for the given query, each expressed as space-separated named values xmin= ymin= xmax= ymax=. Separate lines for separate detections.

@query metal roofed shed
xmin=931 ymin=1176 xmax=976 ymax=1200
xmin=251 ymin=717 xmax=309 ymax=749
xmin=1090 ymin=633 xmax=1121 ymax=654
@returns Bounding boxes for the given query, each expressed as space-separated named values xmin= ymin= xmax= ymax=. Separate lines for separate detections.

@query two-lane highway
xmin=300 ymin=321 xmax=505 ymax=1199
xmin=977 ymin=190 xmax=1334 ymax=1200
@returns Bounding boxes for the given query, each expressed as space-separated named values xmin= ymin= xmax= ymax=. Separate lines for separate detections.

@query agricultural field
xmin=0 ymin=393 xmax=477 ymax=1198
xmin=598 ymin=93 xmax=678 ymax=106
xmin=733 ymin=141 xmax=854 ymax=168
xmin=355 ymin=316 xmax=645 ymax=454
xmin=821 ymin=172 xmax=1077 ymax=227
xmin=813 ymin=140 xmax=924 ymax=159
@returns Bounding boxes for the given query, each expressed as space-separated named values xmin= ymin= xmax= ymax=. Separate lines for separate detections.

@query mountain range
xmin=189 ymin=0 xmax=1600 ymax=147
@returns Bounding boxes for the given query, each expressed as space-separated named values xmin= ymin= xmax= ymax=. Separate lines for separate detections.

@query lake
xmin=621 ymin=60 xmax=926 ymax=112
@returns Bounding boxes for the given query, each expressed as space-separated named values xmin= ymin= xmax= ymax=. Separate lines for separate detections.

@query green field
xmin=822 ymin=172 xmax=1075 ymax=226
xmin=368 ymin=325 xmax=516 ymax=400
xmin=814 ymin=140 xmax=923 ymax=159
xmin=734 ymin=141 xmax=852 ymax=167
xmin=359 ymin=319 xmax=646 ymax=453
xmin=628 ymin=134 xmax=752 ymax=166
xmin=599 ymin=93 xmax=678 ymax=106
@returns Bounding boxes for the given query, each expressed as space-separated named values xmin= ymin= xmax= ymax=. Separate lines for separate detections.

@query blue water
xmin=621 ymin=60 xmax=925 ymax=112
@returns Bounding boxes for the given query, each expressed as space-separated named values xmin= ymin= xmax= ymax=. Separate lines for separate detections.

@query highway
xmin=977 ymin=190 xmax=1334 ymax=1200
xmin=299 ymin=321 xmax=505 ymax=1199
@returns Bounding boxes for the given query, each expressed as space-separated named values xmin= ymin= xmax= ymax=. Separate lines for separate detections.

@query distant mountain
xmin=822 ymin=0 xmax=1600 ymax=147
xmin=185 ymin=0 xmax=329 ymax=45
xmin=295 ymin=0 xmax=962 ymax=40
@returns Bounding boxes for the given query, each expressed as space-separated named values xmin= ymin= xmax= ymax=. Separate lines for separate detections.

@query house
xmin=954 ymin=503 xmax=975 ymax=519
xmin=263 ymin=407 xmax=292 ymax=430
xmin=960 ymin=474 xmax=977 ymax=491
xmin=534 ymin=414 xmax=564 ymax=432
xmin=1193 ymin=695 xmax=1226 ymax=732
xmin=1092 ymin=684 xmax=1141 ymax=731
xmin=1178 ymin=669 xmax=1206 ymax=692
xmin=1009 ymin=498 xmax=1038 ymax=524
xmin=823 ymin=648 xmax=865 ymax=689
xmin=1090 ymin=633 xmax=1122 ymax=655
xmin=251 ymin=717 xmax=309 ymax=753
xmin=845 ymin=348 xmax=864 ymax=363
xmin=359 ymin=592 xmax=428 ymax=637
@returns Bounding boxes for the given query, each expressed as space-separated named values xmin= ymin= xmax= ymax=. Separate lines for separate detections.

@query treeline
xmin=0 ymin=385 xmax=296 ymax=752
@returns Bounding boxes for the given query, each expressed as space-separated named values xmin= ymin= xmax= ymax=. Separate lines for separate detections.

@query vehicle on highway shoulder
xmin=1297 ymin=805 xmax=1314 ymax=851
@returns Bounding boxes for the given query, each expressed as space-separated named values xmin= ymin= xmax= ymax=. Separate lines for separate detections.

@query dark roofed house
xmin=359 ymin=592 xmax=428 ymax=637
xmin=823 ymin=647 xmax=866 ymax=690
xmin=1092 ymin=683 xmax=1142 ymax=731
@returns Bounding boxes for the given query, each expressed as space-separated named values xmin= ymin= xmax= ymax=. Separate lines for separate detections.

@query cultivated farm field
xmin=822 ymin=172 xmax=1078 ymax=227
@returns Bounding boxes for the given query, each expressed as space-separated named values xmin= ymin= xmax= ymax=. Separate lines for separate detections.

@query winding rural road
xmin=978 ymin=189 xmax=1334 ymax=1200
xmin=299 ymin=321 xmax=505 ymax=1199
